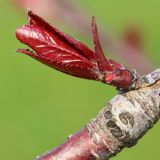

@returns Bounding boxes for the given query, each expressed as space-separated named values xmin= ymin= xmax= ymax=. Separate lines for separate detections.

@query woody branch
xmin=35 ymin=68 xmax=160 ymax=160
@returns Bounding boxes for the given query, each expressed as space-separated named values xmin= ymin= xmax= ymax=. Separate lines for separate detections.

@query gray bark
xmin=87 ymin=68 xmax=160 ymax=159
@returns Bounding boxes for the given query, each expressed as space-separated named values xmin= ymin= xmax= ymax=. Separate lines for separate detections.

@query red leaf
xmin=16 ymin=11 xmax=136 ymax=90
xmin=16 ymin=25 xmax=99 ymax=80
xmin=92 ymin=17 xmax=112 ymax=72
xmin=28 ymin=11 xmax=96 ymax=61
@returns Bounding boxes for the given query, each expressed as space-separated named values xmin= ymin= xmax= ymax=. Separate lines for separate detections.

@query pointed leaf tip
xmin=15 ymin=26 xmax=25 ymax=44
xmin=91 ymin=16 xmax=112 ymax=72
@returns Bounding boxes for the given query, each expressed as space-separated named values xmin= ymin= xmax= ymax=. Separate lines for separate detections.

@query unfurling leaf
xmin=16 ymin=11 xmax=137 ymax=90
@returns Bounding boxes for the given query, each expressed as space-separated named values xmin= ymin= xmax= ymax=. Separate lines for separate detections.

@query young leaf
xmin=16 ymin=11 xmax=137 ymax=90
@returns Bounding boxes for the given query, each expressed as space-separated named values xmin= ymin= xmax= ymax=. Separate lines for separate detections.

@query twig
xmin=35 ymin=68 xmax=160 ymax=160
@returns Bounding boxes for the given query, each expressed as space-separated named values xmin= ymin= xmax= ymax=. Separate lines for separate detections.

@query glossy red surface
xmin=16 ymin=11 xmax=135 ymax=89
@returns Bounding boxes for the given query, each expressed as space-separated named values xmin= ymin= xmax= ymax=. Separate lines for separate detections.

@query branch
xmin=35 ymin=68 xmax=160 ymax=160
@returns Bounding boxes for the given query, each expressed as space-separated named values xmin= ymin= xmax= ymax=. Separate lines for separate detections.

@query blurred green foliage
xmin=0 ymin=0 xmax=160 ymax=159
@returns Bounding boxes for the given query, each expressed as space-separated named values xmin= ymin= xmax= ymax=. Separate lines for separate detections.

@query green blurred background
xmin=0 ymin=0 xmax=160 ymax=159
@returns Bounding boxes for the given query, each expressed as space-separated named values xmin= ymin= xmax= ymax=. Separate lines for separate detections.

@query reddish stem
xmin=36 ymin=128 xmax=109 ymax=160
